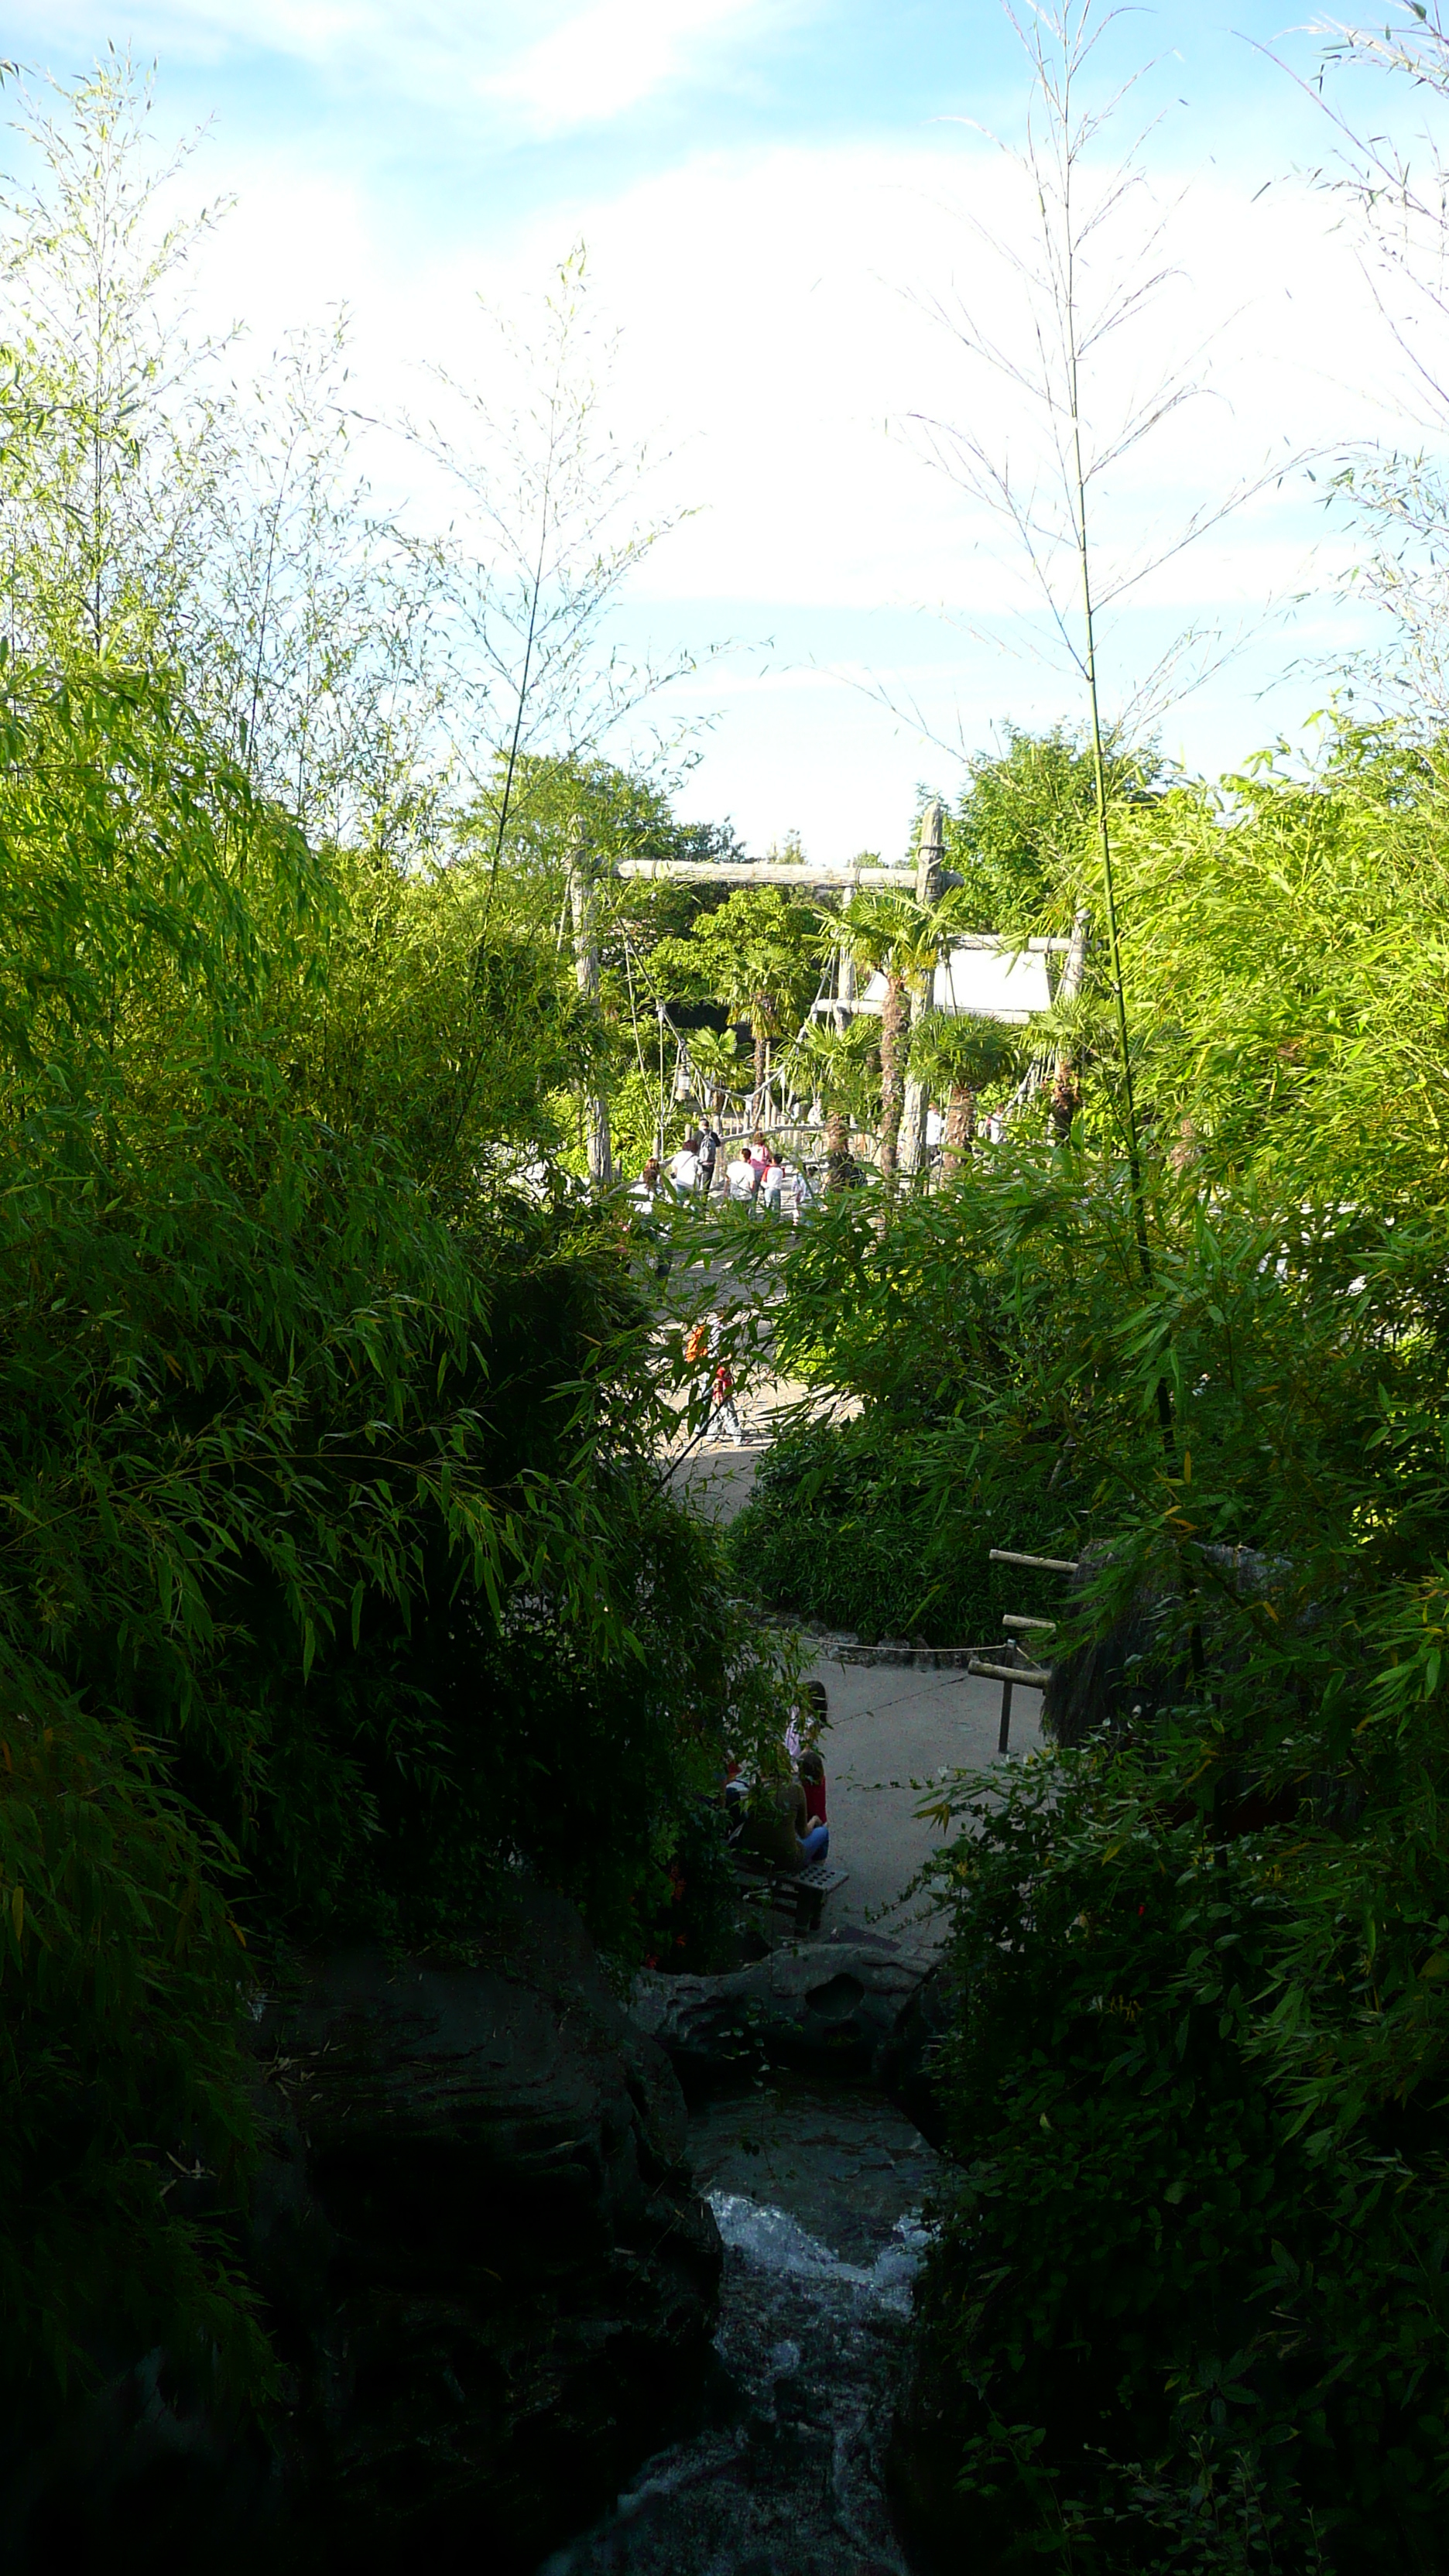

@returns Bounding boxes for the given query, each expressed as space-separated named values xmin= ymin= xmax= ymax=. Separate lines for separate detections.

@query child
xmin=796 ymin=1748 xmax=829 ymax=1863
xmin=711 ymin=1355 xmax=742 ymax=1441
xmin=797 ymin=1746 xmax=827 ymax=1829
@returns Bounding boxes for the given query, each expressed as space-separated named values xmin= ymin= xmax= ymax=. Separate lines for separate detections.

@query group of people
xmin=724 ymin=1130 xmax=790 ymax=1213
xmin=682 ymin=1308 xmax=743 ymax=1440
xmin=724 ymin=1682 xmax=831 ymax=1875
xmin=629 ymin=1126 xmax=807 ymax=1217
xmin=631 ymin=1127 xmax=716 ymax=1208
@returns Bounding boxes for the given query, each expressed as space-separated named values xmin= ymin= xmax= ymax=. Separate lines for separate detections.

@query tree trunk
xmin=879 ymin=973 xmax=908 ymax=1184
xmin=943 ymin=1083 xmax=976 ymax=1174
xmin=899 ymin=978 xmax=931 ymax=1182
xmin=824 ymin=1105 xmax=855 ymax=1192
xmin=1049 ymin=1056 xmax=1080 ymax=1146
xmin=569 ymin=855 xmax=612 ymax=1194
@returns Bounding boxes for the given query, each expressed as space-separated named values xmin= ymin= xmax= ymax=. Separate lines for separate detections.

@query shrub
xmin=0 ymin=664 xmax=794 ymax=2415
xmin=725 ymin=1415 xmax=1073 ymax=1644
xmin=906 ymin=1719 xmax=1449 ymax=2572
xmin=0 ymin=1681 xmax=269 ymax=2419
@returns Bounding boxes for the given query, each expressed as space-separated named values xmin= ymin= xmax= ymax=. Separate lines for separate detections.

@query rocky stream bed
xmin=3 ymin=1891 xmax=950 ymax=2575
xmin=541 ymin=2074 xmax=940 ymax=2576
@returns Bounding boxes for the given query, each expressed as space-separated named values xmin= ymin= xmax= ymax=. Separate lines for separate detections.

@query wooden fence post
xmin=901 ymin=800 xmax=947 ymax=1180
xmin=568 ymin=841 xmax=614 ymax=1194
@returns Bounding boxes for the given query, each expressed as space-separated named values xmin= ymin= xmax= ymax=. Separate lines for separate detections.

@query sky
xmin=0 ymin=1 xmax=1439 ymax=860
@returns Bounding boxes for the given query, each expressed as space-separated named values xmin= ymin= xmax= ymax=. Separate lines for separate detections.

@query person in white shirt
xmin=759 ymin=1149 xmax=784 ymax=1215
xmin=726 ymin=1151 xmax=755 ymax=1202
xmin=668 ymin=1135 xmax=701 ymax=1198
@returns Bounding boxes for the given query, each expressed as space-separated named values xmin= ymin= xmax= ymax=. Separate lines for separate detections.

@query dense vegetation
xmin=15 ymin=27 xmax=1449 ymax=2573
xmin=727 ymin=1416 xmax=1067 ymax=1646
xmin=717 ymin=724 xmax=1449 ymax=2566
xmin=0 ymin=65 xmax=794 ymax=2443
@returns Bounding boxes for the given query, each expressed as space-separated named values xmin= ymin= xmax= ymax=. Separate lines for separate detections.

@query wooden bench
xmin=734 ymin=1855 xmax=849 ymax=1933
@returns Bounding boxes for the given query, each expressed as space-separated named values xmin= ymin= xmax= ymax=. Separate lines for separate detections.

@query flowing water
xmin=538 ymin=2075 xmax=939 ymax=2576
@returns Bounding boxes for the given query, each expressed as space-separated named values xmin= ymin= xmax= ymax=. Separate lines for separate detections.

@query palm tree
xmin=913 ymin=1013 xmax=1023 ymax=1173
xmin=796 ymin=1019 xmax=879 ymax=1189
xmin=824 ymin=891 xmax=943 ymax=1184
xmin=684 ymin=889 xmax=818 ymax=1123
xmin=685 ymin=1024 xmax=743 ymax=1115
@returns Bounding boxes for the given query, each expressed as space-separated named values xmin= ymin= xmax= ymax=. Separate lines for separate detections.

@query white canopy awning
xmin=848 ymin=942 xmax=1052 ymax=1026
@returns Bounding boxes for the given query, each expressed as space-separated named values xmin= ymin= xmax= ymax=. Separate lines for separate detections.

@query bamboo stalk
xmin=989 ymin=1548 xmax=1080 ymax=1574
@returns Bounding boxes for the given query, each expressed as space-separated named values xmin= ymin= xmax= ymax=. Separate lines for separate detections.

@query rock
xmin=4 ymin=1882 xmax=720 ymax=2575
xmin=248 ymin=1883 xmax=721 ymax=2571
xmin=0 ymin=2353 xmax=281 ymax=2574
xmin=886 ymin=2320 xmax=986 ymax=2574
xmin=630 ymin=1933 xmax=935 ymax=2089
xmin=872 ymin=1953 xmax=958 ymax=2149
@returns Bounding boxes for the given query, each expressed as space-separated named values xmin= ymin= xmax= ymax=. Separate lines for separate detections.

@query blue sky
xmin=0 ymin=2 xmax=1431 ymax=854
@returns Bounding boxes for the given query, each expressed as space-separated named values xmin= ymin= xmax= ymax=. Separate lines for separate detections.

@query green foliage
xmin=726 ymin=1417 xmax=1067 ymax=1644
xmin=793 ymin=1015 xmax=881 ymax=1128
xmin=910 ymin=1009 xmax=1026 ymax=1119
xmin=0 ymin=1685 xmax=269 ymax=2414
xmin=914 ymin=1727 xmax=1449 ymax=2571
xmin=649 ymin=884 xmax=821 ymax=1070
xmin=944 ymin=725 xmax=1162 ymax=936
xmin=0 ymin=53 xmax=803 ymax=2468
xmin=0 ymin=655 xmax=794 ymax=2413
xmin=1108 ymin=726 xmax=1449 ymax=1203
xmin=469 ymin=749 xmax=743 ymax=917
xmin=714 ymin=730 xmax=1449 ymax=2558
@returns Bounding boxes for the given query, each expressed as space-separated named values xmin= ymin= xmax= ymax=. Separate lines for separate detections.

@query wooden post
xmin=568 ymin=844 xmax=613 ymax=1194
xmin=998 ymin=1671 xmax=1014 ymax=1755
xmin=914 ymin=796 xmax=947 ymax=907
xmin=1058 ymin=906 xmax=1091 ymax=1005
xmin=901 ymin=800 xmax=947 ymax=1180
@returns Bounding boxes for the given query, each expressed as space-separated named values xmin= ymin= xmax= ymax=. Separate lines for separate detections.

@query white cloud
xmin=16 ymin=0 xmax=798 ymax=134
xmin=113 ymin=100 xmax=1432 ymax=847
xmin=481 ymin=0 xmax=791 ymax=134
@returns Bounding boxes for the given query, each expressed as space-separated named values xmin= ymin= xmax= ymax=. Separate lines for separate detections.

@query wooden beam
xmin=615 ymin=859 xmax=916 ymax=888
xmin=989 ymin=1548 xmax=1080 ymax=1574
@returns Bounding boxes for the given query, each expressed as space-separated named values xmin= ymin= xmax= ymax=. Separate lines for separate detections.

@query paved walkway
xmin=673 ymin=1425 xmax=1046 ymax=1947
xmin=805 ymin=1649 xmax=1043 ymax=1945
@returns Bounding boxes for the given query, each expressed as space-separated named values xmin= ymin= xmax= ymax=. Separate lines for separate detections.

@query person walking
xmin=695 ymin=1122 xmax=720 ymax=1197
xmin=667 ymin=1133 xmax=701 ymax=1198
xmin=760 ymin=1147 xmax=785 ymax=1216
xmin=726 ymin=1146 xmax=755 ymax=1204
xmin=711 ymin=1353 xmax=742 ymax=1441
xmin=684 ymin=1314 xmax=714 ymax=1420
